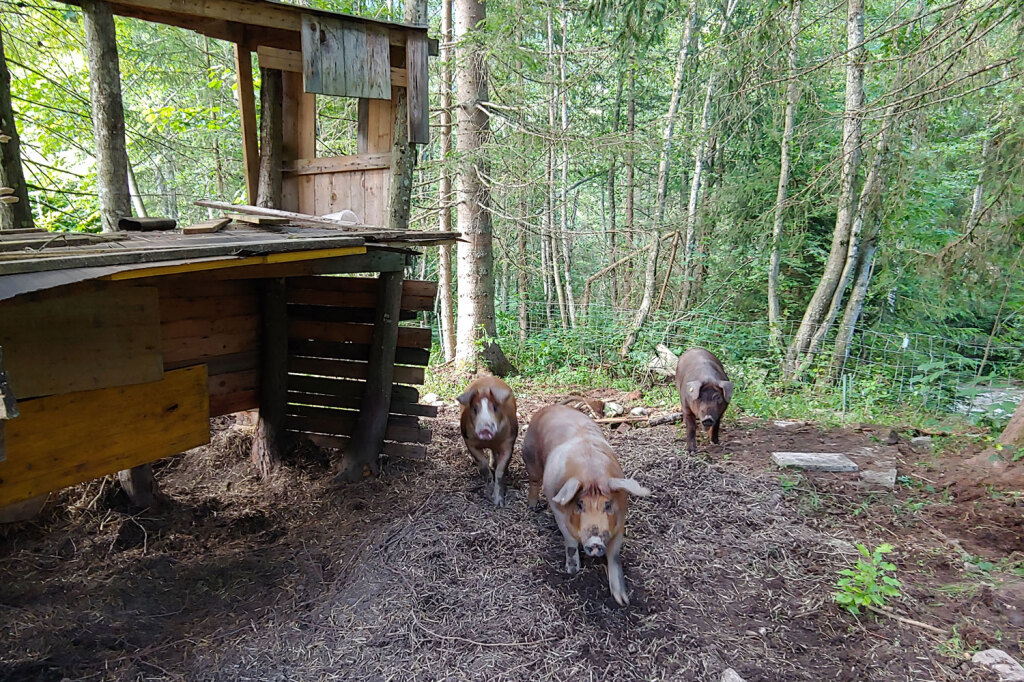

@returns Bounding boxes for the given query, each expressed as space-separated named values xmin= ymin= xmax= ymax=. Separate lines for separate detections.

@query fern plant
xmin=834 ymin=543 xmax=902 ymax=615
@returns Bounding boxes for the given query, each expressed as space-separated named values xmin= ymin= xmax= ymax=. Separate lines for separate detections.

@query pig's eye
xmin=604 ymin=501 xmax=614 ymax=513
xmin=472 ymin=405 xmax=478 ymax=414
xmin=576 ymin=499 xmax=584 ymax=511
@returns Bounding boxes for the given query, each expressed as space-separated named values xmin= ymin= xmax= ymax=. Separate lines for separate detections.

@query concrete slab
xmin=859 ymin=468 xmax=897 ymax=488
xmin=772 ymin=452 xmax=859 ymax=472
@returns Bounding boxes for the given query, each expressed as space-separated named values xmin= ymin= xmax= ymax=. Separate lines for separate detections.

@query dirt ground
xmin=1 ymin=389 xmax=1022 ymax=682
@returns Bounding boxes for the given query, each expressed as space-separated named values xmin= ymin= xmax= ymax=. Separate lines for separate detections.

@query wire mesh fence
xmin=426 ymin=299 xmax=1024 ymax=420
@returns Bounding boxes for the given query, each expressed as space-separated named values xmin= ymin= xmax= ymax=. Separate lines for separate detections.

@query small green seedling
xmin=834 ymin=543 xmax=902 ymax=615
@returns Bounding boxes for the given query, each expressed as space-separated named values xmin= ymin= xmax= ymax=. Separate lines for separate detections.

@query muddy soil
xmin=1 ymin=393 xmax=1021 ymax=681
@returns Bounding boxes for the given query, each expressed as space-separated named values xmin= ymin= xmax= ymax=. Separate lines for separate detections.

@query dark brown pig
xmin=674 ymin=347 xmax=734 ymax=454
xmin=458 ymin=376 xmax=518 ymax=506
xmin=521 ymin=404 xmax=650 ymax=606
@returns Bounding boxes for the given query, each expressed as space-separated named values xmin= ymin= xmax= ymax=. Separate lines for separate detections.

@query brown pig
xmin=675 ymin=347 xmax=734 ymax=454
xmin=458 ymin=376 xmax=518 ymax=506
xmin=521 ymin=405 xmax=650 ymax=606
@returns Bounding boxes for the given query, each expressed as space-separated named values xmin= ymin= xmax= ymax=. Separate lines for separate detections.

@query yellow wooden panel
xmin=0 ymin=286 xmax=163 ymax=399
xmin=103 ymin=246 xmax=366 ymax=280
xmin=0 ymin=366 xmax=210 ymax=506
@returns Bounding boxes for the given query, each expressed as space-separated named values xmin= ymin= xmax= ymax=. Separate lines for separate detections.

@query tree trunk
xmin=607 ymin=70 xmax=623 ymax=303
xmin=517 ymin=201 xmax=528 ymax=343
xmin=768 ymin=0 xmax=802 ymax=349
xmin=386 ymin=0 xmax=427 ymax=231
xmin=251 ymin=277 xmax=286 ymax=478
xmin=829 ymin=232 xmax=877 ymax=380
xmin=680 ymin=0 xmax=738 ymax=311
xmin=81 ymin=0 xmax=131 ymax=233
xmin=257 ymin=67 xmax=283 ymax=208
xmin=558 ymin=1 xmax=576 ymax=328
xmin=0 ymin=27 xmax=34 ymax=231
xmin=618 ymin=2 xmax=697 ymax=357
xmin=437 ymin=0 xmax=456 ymax=362
xmin=783 ymin=0 xmax=865 ymax=380
xmin=546 ymin=12 xmax=568 ymax=328
xmin=126 ymin=158 xmax=148 ymax=217
xmin=998 ymin=399 xmax=1024 ymax=448
xmin=798 ymin=107 xmax=899 ymax=376
xmin=453 ymin=0 xmax=514 ymax=375
xmin=624 ymin=64 xmax=636 ymax=302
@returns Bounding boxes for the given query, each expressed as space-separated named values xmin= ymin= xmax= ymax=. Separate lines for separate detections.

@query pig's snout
xmin=583 ymin=538 xmax=606 ymax=557
xmin=700 ymin=415 xmax=716 ymax=428
xmin=476 ymin=425 xmax=496 ymax=441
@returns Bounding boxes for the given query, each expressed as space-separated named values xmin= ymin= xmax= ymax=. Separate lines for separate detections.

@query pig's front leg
xmin=491 ymin=444 xmax=513 ymax=507
xmin=684 ymin=410 xmax=698 ymax=454
xmin=710 ymin=422 xmax=720 ymax=445
xmin=466 ymin=444 xmax=492 ymax=482
xmin=553 ymin=509 xmax=580 ymax=575
xmin=606 ymin=535 xmax=629 ymax=606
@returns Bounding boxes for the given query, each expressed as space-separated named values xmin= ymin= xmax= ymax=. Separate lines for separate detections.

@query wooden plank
xmin=285 ymin=411 xmax=429 ymax=443
xmin=363 ymin=98 xmax=393 ymax=153
xmin=288 ymin=276 xmax=436 ymax=310
xmin=289 ymin=356 xmax=424 ymax=384
xmin=228 ymin=213 xmax=288 ymax=225
xmin=257 ymin=46 xmax=406 ymax=87
xmin=303 ymin=15 xmax=364 ymax=98
xmin=287 ymin=391 xmax=436 ymax=417
xmin=104 ymin=246 xmax=368 ymax=281
xmin=363 ymin=168 xmax=387 ymax=227
xmin=211 ymin=389 xmax=258 ymax=417
xmin=287 ymin=303 xmax=417 ymax=324
xmin=162 ymin=326 xmax=259 ymax=364
xmin=289 ymin=338 xmax=429 ymax=366
xmin=161 ymin=314 xmax=259 ymax=341
xmin=365 ymin=25 xmax=391 ymax=100
xmin=288 ymin=373 xmax=418 ymax=403
xmin=156 ymin=278 xmax=254 ymax=298
xmin=203 ymin=250 xmax=407 ymax=280
xmin=0 ymin=287 xmax=163 ymax=399
xmin=182 ymin=217 xmax=230 ymax=234
xmin=209 ymin=369 xmax=258 ymax=397
xmin=0 ymin=366 xmax=210 ymax=506
xmin=165 ymin=351 xmax=259 ymax=375
xmin=288 ymin=319 xmax=429 ymax=348
xmin=283 ymin=153 xmax=391 ymax=176
xmin=235 ymin=44 xmax=260 ymax=204
xmin=307 ymin=433 xmax=427 ymax=460
xmin=406 ymin=31 xmax=429 ymax=144
xmin=118 ymin=217 xmax=177 ymax=231
xmin=288 ymin=287 xmax=433 ymax=311
xmin=160 ymin=294 xmax=260 ymax=323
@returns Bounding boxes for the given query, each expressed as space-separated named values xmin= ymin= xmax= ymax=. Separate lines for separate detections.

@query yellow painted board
xmin=0 ymin=366 xmax=210 ymax=506
xmin=103 ymin=246 xmax=367 ymax=280
xmin=0 ymin=285 xmax=163 ymax=399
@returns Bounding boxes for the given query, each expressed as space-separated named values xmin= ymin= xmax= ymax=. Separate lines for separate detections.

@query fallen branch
xmin=866 ymin=605 xmax=948 ymax=637
xmin=594 ymin=415 xmax=648 ymax=425
xmin=647 ymin=411 xmax=685 ymax=427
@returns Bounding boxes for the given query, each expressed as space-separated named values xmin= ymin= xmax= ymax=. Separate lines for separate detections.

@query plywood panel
xmin=302 ymin=15 xmax=391 ymax=100
xmin=0 ymin=366 xmax=210 ymax=506
xmin=0 ymin=286 xmax=162 ymax=399
xmin=406 ymin=31 xmax=429 ymax=144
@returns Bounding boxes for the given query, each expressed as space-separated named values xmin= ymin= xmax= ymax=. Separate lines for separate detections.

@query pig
xmin=458 ymin=376 xmax=519 ymax=507
xmin=674 ymin=347 xmax=734 ymax=454
xmin=521 ymin=404 xmax=650 ymax=606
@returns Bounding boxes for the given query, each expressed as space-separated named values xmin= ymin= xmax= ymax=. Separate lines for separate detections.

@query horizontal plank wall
xmin=0 ymin=366 xmax=210 ymax=506
xmin=0 ymin=285 xmax=163 ymax=399
xmin=285 ymin=276 xmax=438 ymax=459
xmin=155 ymin=278 xmax=262 ymax=417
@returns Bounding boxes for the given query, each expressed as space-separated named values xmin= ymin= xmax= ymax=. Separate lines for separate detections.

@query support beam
xmin=234 ymin=44 xmax=259 ymax=205
xmin=251 ymin=277 xmax=287 ymax=478
xmin=333 ymin=269 xmax=403 ymax=482
xmin=81 ymin=0 xmax=131 ymax=233
xmin=118 ymin=462 xmax=159 ymax=507
xmin=257 ymin=67 xmax=283 ymax=208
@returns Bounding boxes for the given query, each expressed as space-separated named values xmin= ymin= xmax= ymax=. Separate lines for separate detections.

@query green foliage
xmin=834 ymin=543 xmax=903 ymax=616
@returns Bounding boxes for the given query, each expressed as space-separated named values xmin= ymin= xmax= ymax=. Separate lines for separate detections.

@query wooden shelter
xmin=0 ymin=224 xmax=449 ymax=510
xmin=65 ymin=0 xmax=434 ymax=222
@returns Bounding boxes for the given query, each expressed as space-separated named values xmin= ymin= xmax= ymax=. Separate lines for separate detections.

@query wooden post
xmin=117 ymin=463 xmax=158 ymax=508
xmin=0 ymin=28 xmax=34 ymax=231
xmin=81 ymin=0 xmax=131 ymax=233
xmin=256 ymin=67 xmax=283 ymax=209
xmin=251 ymin=277 xmax=287 ymax=478
xmin=234 ymin=44 xmax=259 ymax=205
xmin=334 ymin=270 xmax=403 ymax=483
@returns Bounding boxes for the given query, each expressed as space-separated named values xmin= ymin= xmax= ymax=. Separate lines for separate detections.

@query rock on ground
xmin=972 ymin=649 xmax=1024 ymax=682
xmin=721 ymin=669 xmax=747 ymax=682
xmin=771 ymin=452 xmax=859 ymax=472
xmin=859 ymin=468 xmax=897 ymax=489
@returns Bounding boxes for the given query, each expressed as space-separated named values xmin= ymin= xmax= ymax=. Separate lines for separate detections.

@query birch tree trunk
xmin=680 ymin=0 xmax=739 ymax=311
xmin=437 ymin=0 xmax=456 ymax=361
xmin=783 ymin=0 xmax=865 ymax=379
xmin=454 ymin=0 xmax=515 ymax=375
xmin=619 ymin=2 xmax=697 ymax=357
xmin=82 ymin=0 xmax=131 ymax=233
xmin=558 ymin=1 xmax=577 ymax=327
xmin=768 ymin=0 xmax=802 ymax=349
xmin=126 ymin=158 xmax=147 ymax=217
xmin=0 ymin=27 xmax=34 ymax=231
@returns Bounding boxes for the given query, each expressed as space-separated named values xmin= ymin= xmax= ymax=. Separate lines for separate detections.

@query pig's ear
xmin=719 ymin=381 xmax=734 ymax=402
xmin=609 ymin=478 xmax=651 ymax=497
xmin=456 ymin=389 xmax=474 ymax=406
xmin=552 ymin=478 xmax=581 ymax=506
xmin=490 ymin=385 xmax=512 ymax=404
xmin=685 ymin=380 xmax=702 ymax=397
